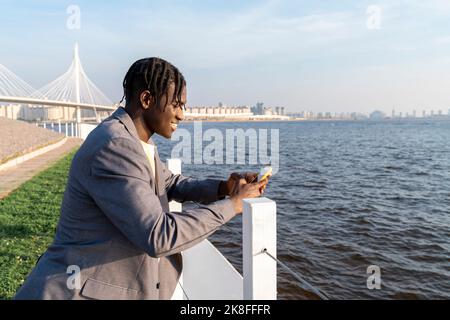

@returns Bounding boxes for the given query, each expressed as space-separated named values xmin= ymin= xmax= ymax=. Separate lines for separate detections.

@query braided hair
xmin=121 ymin=57 xmax=186 ymax=111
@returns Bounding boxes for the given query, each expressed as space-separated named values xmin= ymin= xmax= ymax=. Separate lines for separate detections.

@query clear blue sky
xmin=1 ymin=0 xmax=450 ymax=114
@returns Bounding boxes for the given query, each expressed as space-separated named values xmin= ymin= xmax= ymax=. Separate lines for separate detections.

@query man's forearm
xmin=167 ymin=175 xmax=226 ymax=204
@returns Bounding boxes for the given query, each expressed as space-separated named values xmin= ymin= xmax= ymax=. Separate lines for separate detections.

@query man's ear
xmin=140 ymin=90 xmax=155 ymax=110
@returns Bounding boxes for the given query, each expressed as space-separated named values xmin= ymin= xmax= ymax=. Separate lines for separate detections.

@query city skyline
xmin=172 ymin=103 xmax=450 ymax=119
xmin=186 ymin=102 xmax=450 ymax=116
xmin=1 ymin=1 xmax=450 ymax=114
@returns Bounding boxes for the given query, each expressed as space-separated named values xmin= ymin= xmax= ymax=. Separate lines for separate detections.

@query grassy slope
xmin=0 ymin=150 xmax=76 ymax=299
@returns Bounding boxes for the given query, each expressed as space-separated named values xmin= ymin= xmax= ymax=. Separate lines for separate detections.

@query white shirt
xmin=141 ymin=140 xmax=183 ymax=298
xmin=140 ymin=140 xmax=156 ymax=181
xmin=140 ymin=141 xmax=159 ymax=265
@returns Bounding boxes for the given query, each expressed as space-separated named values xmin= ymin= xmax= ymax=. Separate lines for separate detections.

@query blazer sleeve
xmin=88 ymin=137 xmax=236 ymax=258
xmin=157 ymin=156 xmax=224 ymax=205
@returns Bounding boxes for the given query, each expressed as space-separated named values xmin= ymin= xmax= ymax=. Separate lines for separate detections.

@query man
xmin=14 ymin=57 xmax=269 ymax=300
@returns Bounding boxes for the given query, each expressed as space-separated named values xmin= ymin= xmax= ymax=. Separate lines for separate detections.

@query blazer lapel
xmin=112 ymin=107 xmax=161 ymax=194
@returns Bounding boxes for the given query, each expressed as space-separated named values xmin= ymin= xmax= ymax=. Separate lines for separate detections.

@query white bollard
xmin=243 ymin=197 xmax=277 ymax=300
xmin=51 ymin=122 xmax=54 ymax=130
xmin=58 ymin=120 xmax=61 ymax=133
xmin=43 ymin=122 xmax=46 ymax=129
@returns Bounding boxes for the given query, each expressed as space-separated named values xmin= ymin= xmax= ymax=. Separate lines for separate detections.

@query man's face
xmin=143 ymin=83 xmax=186 ymax=139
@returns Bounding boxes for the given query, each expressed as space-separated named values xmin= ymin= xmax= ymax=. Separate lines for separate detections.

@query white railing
xmin=167 ymin=159 xmax=277 ymax=300
xmin=35 ymin=121 xmax=97 ymax=139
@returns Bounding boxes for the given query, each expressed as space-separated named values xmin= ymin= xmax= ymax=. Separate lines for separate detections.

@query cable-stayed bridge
xmin=0 ymin=43 xmax=116 ymax=126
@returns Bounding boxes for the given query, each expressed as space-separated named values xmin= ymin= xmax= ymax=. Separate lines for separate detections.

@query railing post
xmin=71 ymin=122 xmax=74 ymax=137
xmin=65 ymin=122 xmax=68 ymax=136
xmin=58 ymin=120 xmax=61 ymax=133
xmin=166 ymin=158 xmax=185 ymax=300
xmin=243 ymin=197 xmax=277 ymax=300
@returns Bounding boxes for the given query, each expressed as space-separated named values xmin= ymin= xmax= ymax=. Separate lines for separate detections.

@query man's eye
xmin=175 ymin=104 xmax=186 ymax=111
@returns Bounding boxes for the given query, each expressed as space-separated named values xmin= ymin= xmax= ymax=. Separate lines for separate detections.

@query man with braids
xmin=14 ymin=57 xmax=269 ymax=300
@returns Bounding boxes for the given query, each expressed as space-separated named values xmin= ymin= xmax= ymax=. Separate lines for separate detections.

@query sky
xmin=1 ymin=0 xmax=450 ymax=115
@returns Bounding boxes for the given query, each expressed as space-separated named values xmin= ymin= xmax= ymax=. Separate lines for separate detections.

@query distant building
xmin=263 ymin=107 xmax=273 ymax=116
xmin=252 ymin=102 xmax=264 ymax=115
xmin=369 ymin=110 xmax=385 ymax=120
xmin=242 ymin=106 xmax=251 ymax=114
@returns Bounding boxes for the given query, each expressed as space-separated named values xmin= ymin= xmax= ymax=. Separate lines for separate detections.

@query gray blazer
xmin=14 ymin=107 xmax=235 ymax=300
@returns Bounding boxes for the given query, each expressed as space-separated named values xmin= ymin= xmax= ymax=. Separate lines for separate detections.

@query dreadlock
xmin=121 ymin=57 xmax=186 ymax=111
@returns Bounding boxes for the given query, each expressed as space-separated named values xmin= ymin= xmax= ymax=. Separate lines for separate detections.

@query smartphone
xmin=258 ymin=166 xmax=272 ymax=181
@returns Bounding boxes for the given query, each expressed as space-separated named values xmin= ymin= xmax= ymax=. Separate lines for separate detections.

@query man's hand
xmin=218 ymin=171 xmax=271 ymax=214
xmin=229 ymin=178 xmax=269 ymax=214
xmin=218 ymin=172 xmax=259 ymax=198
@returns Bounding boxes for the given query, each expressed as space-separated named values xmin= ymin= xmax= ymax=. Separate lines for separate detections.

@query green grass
xmin=0 ymin=150 xmax=77 ymax=299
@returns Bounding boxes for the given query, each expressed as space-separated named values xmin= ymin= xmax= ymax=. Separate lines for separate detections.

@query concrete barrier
xmin=0 ymin=137 xmax=67 ymax=171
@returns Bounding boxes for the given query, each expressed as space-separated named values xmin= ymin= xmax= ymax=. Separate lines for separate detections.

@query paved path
xmin=0 ymin=138 xmax=82 ymax=199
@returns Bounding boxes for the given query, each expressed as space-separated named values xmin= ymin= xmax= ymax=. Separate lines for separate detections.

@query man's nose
xmin=176 ymin=108 xmax=185 ymax=122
